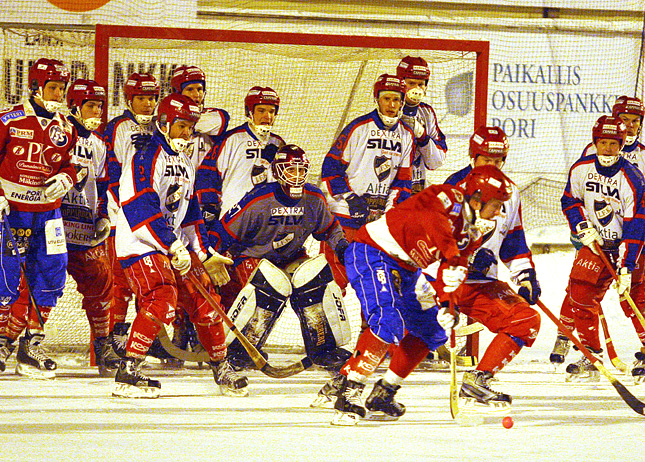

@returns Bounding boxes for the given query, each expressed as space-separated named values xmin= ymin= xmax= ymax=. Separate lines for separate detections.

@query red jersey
xmin=354 ymin=183 xmax=481 ymax=272
xmin=0 ymin=100 xmax=78 ymax=211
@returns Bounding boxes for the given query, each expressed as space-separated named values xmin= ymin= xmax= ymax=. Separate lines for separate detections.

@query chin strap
xmin=247 ymin=118 xmax=273 ymax=143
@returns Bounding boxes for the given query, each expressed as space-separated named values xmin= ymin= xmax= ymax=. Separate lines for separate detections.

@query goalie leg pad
xmin=291 ymin=255 xmax=352 ymax=368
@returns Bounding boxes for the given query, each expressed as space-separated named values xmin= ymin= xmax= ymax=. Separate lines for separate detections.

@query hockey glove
xmin=334 ymin=238 xmax=350 ymax=266
xmin=468 ymin=248 xmax=497 ymax=278
xmin=517 ymin=268 xmax=541 ymax=305
xmin=575 ymin=221 xmax=603 ymax=254
xmin=131 ymin=132 xmax=152 ymax=151
xmin=345 ymin=193 xmax=369 ymax=224
xmin=617 ymin=267 xmax=632 ymax=297
xmin=439 ymin=257 xmax=468 ymax=293
xmin=436 ymin=301 xmax=459 ymax=334
xmin=0 ymin=194 xmax=9 ymax=218
xmin=169 ymin=240 xmax=191 ymax=276
xmin=201 ymin=203 xmax=221 ymax=225
xmin=203 ymin=249 xmax=233 ymax=286
xmin=44 ymin=173 xmax=74 ymax=201
xmin=90 ymin=218 xmax=111 ymax=247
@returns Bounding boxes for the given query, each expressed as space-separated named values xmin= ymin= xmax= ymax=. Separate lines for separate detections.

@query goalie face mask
xmin=272 ymin=144 xmax=310 ymax=199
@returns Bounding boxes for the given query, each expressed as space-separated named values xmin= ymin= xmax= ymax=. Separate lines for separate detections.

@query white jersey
xmin=116 ymin=130 xmax=207 ymax=266
xmin=187 ymin=107 xmax=229 ymax=170
xmin=61 ymin=122 xmax=108 ymax=250
xmin=195 ymin=122 xmax=285 ymax=218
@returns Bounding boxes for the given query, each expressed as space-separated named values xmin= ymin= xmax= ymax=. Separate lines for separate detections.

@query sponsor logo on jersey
xmin=367 ymin=138 xmax=402 ymax=152
xmin=48 ymin=125 xmax=68 ymax=147
xmin=74 ymin=167 xmax=89 ymax=191
xmin=437 ymin=191 xmax=452 ymax=209
xmin=594 ymin=199 xmax=614 ymax=226
xmin=271 ymin=206 xmax=304 ymax=216
xmin=374 ymin=155 xmax=392 ymax=182
xmin=164 ymin=163 xmax=189 ymax=178
xmin=165 ymin=183 xmax=182 ymax=212
xmin=0 ymin=110 xmax=26 ymax=124
xmin=9 ymin=127 xmax=34 ymax=139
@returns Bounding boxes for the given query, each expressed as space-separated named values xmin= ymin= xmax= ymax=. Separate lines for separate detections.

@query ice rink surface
xmin=2 ymin=250 xmax=645 ymax=461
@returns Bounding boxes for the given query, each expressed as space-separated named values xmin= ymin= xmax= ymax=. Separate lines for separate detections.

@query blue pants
xmin=0 ymin=209 xmax=68 ymax=306
xmin=345 ymin=242 xmax=447 ymax=348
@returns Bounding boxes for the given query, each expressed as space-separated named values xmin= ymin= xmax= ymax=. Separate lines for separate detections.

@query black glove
xmin=335 ymin=238 xmax=350 ymax=266
xmin=346 ymin=193 xmax=369 ymax=224
xmin=131 ymin=133 xmax=152 ymax=151
xmin=469 ymin=248 xmax=496 ymax=278
xmin=517 ymin=268 xmax=541 ymax=305
xmin=261 ymin=142 xmax=279 ymax=161
xmin=201 ymin=203 xmax=221 ymax=225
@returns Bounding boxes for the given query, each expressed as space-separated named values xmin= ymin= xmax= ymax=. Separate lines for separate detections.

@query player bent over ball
xmin=329 ymin=165 xmax=512 ymax=426
xmin=113 ymin=94 xmax=247 ymax=398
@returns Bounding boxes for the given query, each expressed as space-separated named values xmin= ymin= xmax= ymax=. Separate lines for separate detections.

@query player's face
xmin=42 ymin=81 xmax=66 ymax=102
xmin=168 ymin=119 xmax=196 ymax=140
xmin=252 ymin=104 xmax=277 ymax=126
xmin=80 ymin=100 xmax=103 ymax=120
xmin=378 ymin=92 xmax=403 ymax=117
xmin=283 ymin=164 xmax=308 ymax=186
xmin=479 ymin=198 xmax=504 ymax=220
xmin=595 ymin=138 xmax=621 ymax=157
xmin=131 ymin=95 xmax=157 ymax=115
xmin=404 ymin=78 xmax=426 ymax=102
xmin=474 ymin=155 xmax=504 ymax=169
xmin=618 ymin=113 xmax=642 ymax=138
xmin=182 ymin=83 xmax=205 ymax=106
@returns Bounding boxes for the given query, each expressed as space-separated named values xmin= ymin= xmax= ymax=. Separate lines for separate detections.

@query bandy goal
xmin=45 ymin=24 xmax=489 ymax=354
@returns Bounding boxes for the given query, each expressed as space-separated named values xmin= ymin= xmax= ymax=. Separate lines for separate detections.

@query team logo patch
xmin=48 ymin=125 xmax=68 ymax=147
xmin=165 ymin=183 xmax=182 ymax=212
xmin=251 ymin=159 xmax=270 ymax=185
xmin=74 ymin=167 xmax=89 ymax=191
xmin=374 ymin=155 xmax=392 ymax=182
xmin=594 ymin=199 xmax=613 ymax=227
xmin=272 ymin=232 xmax=294 ymax=249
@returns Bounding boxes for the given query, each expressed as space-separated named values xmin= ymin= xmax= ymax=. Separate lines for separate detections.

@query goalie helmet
xmin=170 ymin=65 xmax=206 ymax=93
xmin=66 ymin=79 xmax=106 ymax=131
xmin=373 ymin=74 xmax=407 ymax=100
xmin=463 ymin=164 xmax=513 ymax=204
xmin=28 ymin=58 xmax=70 ymax=94
xmin=272 ymin=144 xmax=310 ymax=199
xmin=396 ymin=56 xmax=430 ymax=84
xmin=469 ymin=126 xmax=510 ymax=160
xmin=612 ymin=96 xmax=645 ymax=120
xmin=244 ymin=86 xmax=280 ymax=117
xmin=123 ymin=73 xmax=160 ymax=103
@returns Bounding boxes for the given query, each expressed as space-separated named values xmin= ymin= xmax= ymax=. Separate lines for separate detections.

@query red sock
xmin=477 ymin=334 xmax=522 ymax=374
xmin=388 ymin=334 xmax=430 ymax=379
xmin=126 ymin=313 xmax=162 ymax=359
xmin=341 ymin=328 xmax=390 ymax=381
xmin=194 ymin=320 xmax=227 ymax=363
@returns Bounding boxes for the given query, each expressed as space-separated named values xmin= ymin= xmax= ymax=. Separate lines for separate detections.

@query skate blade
xmin=15 ymin=363 xmax=56 ymax=379
xmin=459 ymin=397 xmax=511 ymax=416
xmin=219 ymin=385 xmax=250 ymax=397
xmin=364 ymin=411 xmax=400 ymax=422
xmin=330 ymin=410 xmax=361 ymax=426
xmin=565 ymin=372 xmax=600 ymax=383
xmin=310 ymin=395 xmax=336 ymax=409
xmin=112 ymin=383 xmax=160 ymax=399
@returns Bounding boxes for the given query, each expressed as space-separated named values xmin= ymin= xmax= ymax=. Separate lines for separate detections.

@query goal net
xmin=2 ymin=24 xmax=488 ymax=354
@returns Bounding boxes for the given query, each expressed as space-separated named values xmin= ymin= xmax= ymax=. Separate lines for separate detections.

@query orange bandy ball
xmin=502 ymin=416 xmax=514 ymax=429
xmin=47 ymin=0 xmax=111 ymax=12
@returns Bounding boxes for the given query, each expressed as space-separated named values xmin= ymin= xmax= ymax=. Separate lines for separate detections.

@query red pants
xmin=0 ymin=277 xmax=53 ymax=340
xmin=106 ymin=235 xmax=134 ymax=326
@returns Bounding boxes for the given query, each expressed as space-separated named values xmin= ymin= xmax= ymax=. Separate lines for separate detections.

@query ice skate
xmin=565 ymin=350 xmax=601 ymax=383
xmin=226 ymin=340 xmax=268 ymax=371
xmin=0 ymin=336 xmax=16 ymax=373
xmin=365 ymin=379 xmax=406 ymax=421
xmin=310 ymin=373 xmax=343 ymax=409
xmin=93 ymin=336 xmax=115 ymax=378
xmin=311 ymin=347 xmax=352 ymax=372
xmin=330 ymin=376 xmax=366 ymax=426
xmin=15 ymin=333 xmax=56 ymax=379
xmin=211 ymin=359 xmax=249 ymax=397
xmin=105 ymin=322 xmax=130 ymax=368
xmin=631 ymin=350 xmax=645 ymax=384
xmin=112 ymin=357 xmax=161 ymax=398
xmin=459 ymin=370 xmax=511 ymax=414
xmin=549 ymin=335 xmax=571 ymax=365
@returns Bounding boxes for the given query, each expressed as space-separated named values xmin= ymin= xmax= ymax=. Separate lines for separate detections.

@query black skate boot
xmin=631 ymin=350 xmax=645 ymax=384
xmin=112 ymin=357 xmax=161 ymax=398
xmin=459 ymin=370 xmax=511 ymax=414
xmin=331 ymin=376 xmax=366 ymax=426
xmin=311 ymin=348 xmax=352 ymax=372
xmin=310 ymin=373 xmax=344 ymax=409
xmin=211 ymin=360 xmax=249 ymax=397
xmin=105 ymin=322 xmax=130 ymax=368
xmin=0 ymin=336 xmax=16 ymax=373
xmin=365 ymin=379 xmax=406 ymax=420
xmin=93 ymin=336 xmax=115 ymax=378
xmin=227 ymin=339 xmax=268 ymax=371
xmin=16 ymin=331 xmax=57 ymax=379
xmin=549 ymin=335 xmax=571 ymax=365
xmin=565 ymin=348 xmax=601 ymax=383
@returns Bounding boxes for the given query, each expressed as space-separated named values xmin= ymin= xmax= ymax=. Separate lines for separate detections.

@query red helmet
xmin=244 ymin=86 xmax=280 ymax=117
xmin=592 ymin=115 xmax=627 ymax=147
xmin=157 ymin=94 xmax=201 ymax=126
xmin=28 ymin=58 xmax=70 ymax=93
xmin=373 ymin=74 xmax=407 ymax=100
xmin=464 ymin=165 xmax=513 ymax=204
xmin=66 ymin=79 xmax=106 ymax=110
xmin=123 ymin=73 xmax=160 ymax=103
xmin=469 ymin=126 xmax=510 ymax=160
xmin=170 ymin=65 xmax=206 ymax=94
xmin=272 ymin=144 xmax=310 ymax=199
xmin=612 ymin=96 xmax=645 ymax=120
xmin=396 ymin=56 xmax=430 ymax=83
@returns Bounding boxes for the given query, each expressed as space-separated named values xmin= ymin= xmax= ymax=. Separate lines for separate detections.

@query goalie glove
xmin=202 ymin=248 xmax=233 ymax=286
xmin=90 ymin=218 xmax=111 ymax=247
xmin=345 ymin=193 xmax=369 ymax=224
xmin=436 ymin=301 xmax=459 ymax=334
xmin=169 ymin=240 xmax=191 ymax=276
xmin=517 ymin=268 xmax=541 ymax=305
xmin=44 ymin=173 xmax=74 ymax=200
xmin=617 ymin=267 xmax=632 ymax=297
xmin=439 ymin=257 xmax=468 ymax=293
xmin=575 ymin=221 xmax=603 ymax=254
